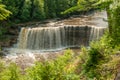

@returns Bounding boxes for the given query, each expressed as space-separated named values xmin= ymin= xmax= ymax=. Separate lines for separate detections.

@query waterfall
xmin=89 ymin=26 xmax=106 ymax=42
xmin=18 ymin=27 xmax=63 ymax=50
xmin=18 ymin=25 xmax=107 ymax=50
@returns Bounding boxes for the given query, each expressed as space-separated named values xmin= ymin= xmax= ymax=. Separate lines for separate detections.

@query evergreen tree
xmin=44 ymin=0 xmax=56 ymax=18
xmin=33 ymin=0 xmax=46 ymax=20
xmin=56 ymin=0 xmax=73 ymax=17
xmin=20 ymin=0 xmax=31 ymax=21
xmin=0 ymin=0 xmax=77 ymax=22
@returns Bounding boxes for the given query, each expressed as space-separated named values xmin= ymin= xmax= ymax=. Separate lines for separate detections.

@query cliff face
xmin=0 ymin=26 xmax=19 ymax=48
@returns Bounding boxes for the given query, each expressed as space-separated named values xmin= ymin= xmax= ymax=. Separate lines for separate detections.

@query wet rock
xmin=1 ymin=41 xmax=11 ymax=47
xmin=0 ymin=51 xmax=7 ymax=57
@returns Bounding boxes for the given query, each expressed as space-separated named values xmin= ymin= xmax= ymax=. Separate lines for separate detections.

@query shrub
xmin=0 ymin=61 xmax=22 ymax=80
xmin=80 ymin=33 xmax=120 ymax=80
xmin=27 ymin=49 xmax=79 ymax=80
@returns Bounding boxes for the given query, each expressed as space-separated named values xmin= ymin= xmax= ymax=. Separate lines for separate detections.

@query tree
xmin=61 ymin=0 xmax=98 ymax=15
xmin=1 ymin=0 xmax=21 ymax=20
xmin=0 ymin=4 xmax=11 ymax=20
xmin=0 ymin=0 xmax=77 ymax=22
xmin=20 ymin=0 xmax=31 ymax=21
xmin=0 ymin=4 xmax=11 ymax=42
xmin=56 ymin=0 xmax=75 ymax=17
xmin=44 ymin=0 xmax=56 ymax=18
xmin=33 ymin=0 xmax=46 ymax=20
xmin=109 ymin=0 xmax=120 ymax=46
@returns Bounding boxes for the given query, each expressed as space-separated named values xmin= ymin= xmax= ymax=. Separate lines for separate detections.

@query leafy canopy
xmin=0 ymin=4 xmax=12 ymax=20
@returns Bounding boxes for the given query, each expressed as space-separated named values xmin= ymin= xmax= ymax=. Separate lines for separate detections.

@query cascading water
xmin=89 ymin=26 xmax=106 ymax=42
xmin=17 ymin=25 xmax=106 ymax=51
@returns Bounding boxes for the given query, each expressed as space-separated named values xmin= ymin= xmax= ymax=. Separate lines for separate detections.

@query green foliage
xmin=0 ymin=27 xmax=7 ymax=37
xmin=1 ymin=0 xmax=21 ymax=19
xmin=32 ymin=0 xmax=46 ymax=20
xmin=0 ymin=62 xmax=21 ymax=80
xmin=44 ymin=0 xmax=56 ymax=18
xmin=27 ymin=49 xmax=79 ymax=80
xmin=0 ymin=0 xmax=77 ymax=22
xmin=0 ymin=4 xmax=11 ymax=20
xmin=80 ymin=32 xmax=120 ymax=80
xmin=82 ymin=48 xmax=103 ymax=79
xmin=93 ymin=0 xmax=113 ymax=9
xmin=110 ymin=4 xmax=120 ymax=46
xmin=62 ymin=0 xmax=98 ymax=15
xmin=61 ymin=5 xmax=84 ymax=15
xmin=20 ymin=0 xmax=31 ymax=21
